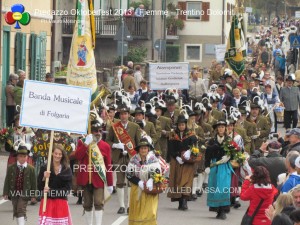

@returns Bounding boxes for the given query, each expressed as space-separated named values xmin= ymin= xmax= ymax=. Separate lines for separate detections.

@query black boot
xmin=178 ymin=199 xmax=183 ymax=210
xmin=191 ymin=194 xmax=197 ymax=201
xmin=181 ymin=198 xmax=188 ymax=210
xmin=117 ymin=207 xmax=125 ymax=214
xmin=216 ymin=208 xmax=227 ymax=220
xmin=76 ymin=195 xmax=82 ymax=205
xmin=196 ymin=189 xmax=202 ymax=197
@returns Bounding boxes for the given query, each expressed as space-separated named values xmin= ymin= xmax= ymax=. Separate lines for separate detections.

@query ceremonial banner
xmin=67 ymin=0 xmax=98 ymax=100
xmin=32 ymin=130 xmax=74 ymax=157
xmin=113 ymin=122 xmax=136 ymax=157
xmin=225 ymin=15 xmax=246 ymax=76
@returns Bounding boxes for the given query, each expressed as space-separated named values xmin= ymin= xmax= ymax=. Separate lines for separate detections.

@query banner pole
xmin=43 ymin=130 xmax=54 ymax=213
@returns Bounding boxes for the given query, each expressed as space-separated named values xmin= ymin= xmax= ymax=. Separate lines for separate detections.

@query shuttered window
xmin=29 ymin=32 xmax=47 ymax=81
xmin=178 ymin=1 xmax=210 ymax=21
xmin=14 ymin=32 xmax=26 ymax=73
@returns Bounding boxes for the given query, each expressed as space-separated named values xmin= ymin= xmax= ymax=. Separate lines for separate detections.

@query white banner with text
xmin=149 ymin=62 xmax=189 ymax=90
xmin=20 ymin=80 xmax=91 ymax=134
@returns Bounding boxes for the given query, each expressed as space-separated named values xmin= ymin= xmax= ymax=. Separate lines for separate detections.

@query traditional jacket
xmin=143 ymin=121 xmax=158 ymax=147
xmin=75 ymin=140 xmax=113 ymax=188
xmin=246 ymin=115 xmax=271 ymax=149
xmin=163 ymin=109 xmax=180 ymax=128
xmin=167 ymin=129 xmax=197 ymax=162
xmin=38 ymin=164 xmax=72 ymax=199
xmin=106 ymin=121 xmax=141 ymax=163
xmin=157 ymin=116 xmax=171 ymax=157
xmin=3 ymin=163 xmax=37 ymax=200
xmin=205 ymin=136 xmax=230 ymax=168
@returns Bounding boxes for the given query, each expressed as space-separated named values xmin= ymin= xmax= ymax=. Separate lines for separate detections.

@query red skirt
xmin=38 ymin=198 xmax=72 ymax=225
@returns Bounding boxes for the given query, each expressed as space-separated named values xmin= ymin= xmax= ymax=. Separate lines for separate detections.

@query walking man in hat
xmin=107 ymin=106 xmax=141 ymax=214
xmin=280 ymin=74 xmax=300 ymax=129
xmin=75 ymin=118 xmax=114 ymax=225
xmin=3 ymin=141 xmax=37 ymax=225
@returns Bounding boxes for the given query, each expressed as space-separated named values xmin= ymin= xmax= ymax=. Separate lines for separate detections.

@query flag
xmin=67 ymin=0 xmax=98 ymax=100
xmin=225 ymin=15 xmax=246 ymax=76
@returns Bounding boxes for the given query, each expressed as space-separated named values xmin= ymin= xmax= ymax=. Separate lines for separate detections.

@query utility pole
xmin=121 ymin=17 xmax=124 ymax=66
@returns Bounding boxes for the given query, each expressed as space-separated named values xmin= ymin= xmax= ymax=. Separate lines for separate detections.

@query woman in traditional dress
xmin=205 ymin=119 xmax=233 ymax=220
xmin=38 ymin=144 xmax=72 ymax=225
xmin=167 ymin=114 xmax=198 ymax=210
xmin=227 ymin=118 xmax=245 ymax=209
xmin=126 ymin=138 xmax=161 ymax=225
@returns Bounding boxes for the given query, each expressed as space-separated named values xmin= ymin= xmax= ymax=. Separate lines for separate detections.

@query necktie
xmin=171 ymin=114 xmax=174 ymax=125
xmin=18 ymin=165 xmax=24 ymax=171
xmin=218 ymin=96 xmax=223 ymax=110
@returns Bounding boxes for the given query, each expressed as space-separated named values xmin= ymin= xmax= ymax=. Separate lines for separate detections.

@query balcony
xmin=62 ymin=15 xmax=150 ymax=40
xmin=166 ymin=26 xmax=179 ymax=40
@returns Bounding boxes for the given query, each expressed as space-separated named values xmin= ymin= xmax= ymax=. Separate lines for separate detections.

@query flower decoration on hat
xmin=5 ymin=4 xmax=31 ymax=29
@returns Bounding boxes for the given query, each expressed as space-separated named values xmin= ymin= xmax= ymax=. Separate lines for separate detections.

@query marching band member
xmin=154 ymin=101 xmax=172 ymax=159
xmin=75 ymin=117 xmax=113 ymax=225
xmin=167 ymin=114 xmax=198 ymax=211
xmin=107 ymin=105 xmax=141 ymax=214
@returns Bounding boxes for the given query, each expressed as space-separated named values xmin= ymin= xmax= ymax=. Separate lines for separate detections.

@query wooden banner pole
xmin=43 ymin=130 xmax=54 ymax=213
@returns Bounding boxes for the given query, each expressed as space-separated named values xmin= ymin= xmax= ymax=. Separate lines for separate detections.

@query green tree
xmin=114 ymin=45 xmax=148 ymax=65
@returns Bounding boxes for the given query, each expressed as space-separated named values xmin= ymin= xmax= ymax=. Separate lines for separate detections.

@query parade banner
xmin=20 ymin=80 xmax=91 ymax=134
xmin=225 ymin=15 xmax=247 ymax=76
xmin=149 ymin=62 xmax=189 ymax=90
xmin=32 ymin=130 xmax=74 ymax=157
xmin=113 ymin=122 xmax=136 ymax=157
xmin=67 ymin=0 xmax=98 ymax=100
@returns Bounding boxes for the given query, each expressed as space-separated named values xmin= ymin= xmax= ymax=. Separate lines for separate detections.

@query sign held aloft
xmin=20 ymin=80 xmax=91 ymax=134
xmin=149 ymin=62 xmax=189 ymax=90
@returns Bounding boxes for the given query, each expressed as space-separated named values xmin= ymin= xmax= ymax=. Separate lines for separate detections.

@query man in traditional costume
xmin=107 ymin=106 xmax=141 ymax=214
xmin=75 ymin=118 xmax=113 ymax=225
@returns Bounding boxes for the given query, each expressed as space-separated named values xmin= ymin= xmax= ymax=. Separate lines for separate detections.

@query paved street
xmin=0 ymin=124 xmax=287 ymax=225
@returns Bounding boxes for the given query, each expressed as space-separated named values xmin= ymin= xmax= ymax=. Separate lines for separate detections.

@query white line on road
xmin=111 ymin=216 xmax=128 ymax=225
xmin=0 ymin=199 xmax=8 ymax=205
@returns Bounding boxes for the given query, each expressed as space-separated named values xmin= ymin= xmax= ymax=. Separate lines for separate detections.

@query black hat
xmin=286 ymin=74 xmax=296 ymax=82
xmin=118 ymin=104 xmax=130 ymax=113
xmin=154 ymin=103 xmax=166 ymax=112
xmin=108 ymin=104 xmax=117 ymax=111
xmin=212 ymin=119 xmax=228 ymax=129
xmin=132 ymin=107 xmax=145 ymax=116
xmin=135 ymin=138 xmax=151 ymax=151
xmin=165 ymin=95 xmax=177 ymax=104
xmin=228 ymin=118 xmax=236 ymax=125
xmin=14 ymin=141 xmax=30 ymax=156
xmin=182 ymin=106 xmax=196 ymax=117
xmin=176 ymin=114 xmax=187 ymax=124
xmin=91 ymin=119 xmax=103 ymax=131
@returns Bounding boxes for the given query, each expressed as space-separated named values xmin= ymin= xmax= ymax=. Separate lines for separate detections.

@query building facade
xmin=166 ymin=0 xmax=236 ymax=66
xmin=53 ymin=0 xmax=165 ymax=71
xmin=0 ymin=0 xmax=52 ymax=126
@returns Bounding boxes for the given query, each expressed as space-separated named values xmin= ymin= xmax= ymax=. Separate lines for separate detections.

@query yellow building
xmin=0 ymin=0 xmax=52 ymax=126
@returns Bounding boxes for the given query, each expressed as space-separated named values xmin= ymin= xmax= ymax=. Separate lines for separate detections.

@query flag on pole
xmin=67 ymin=0 xmax=98 ymax=100
xmin=225 ymin=15 xmax=247 ymax=76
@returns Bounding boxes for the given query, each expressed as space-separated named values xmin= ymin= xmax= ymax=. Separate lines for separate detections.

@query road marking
xmin=111 ymin=216 xmax=128 ymax=225
xmin=0 ymin=199 xmax=8 ymax=205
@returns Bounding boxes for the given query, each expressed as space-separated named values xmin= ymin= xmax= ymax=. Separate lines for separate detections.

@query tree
xmin=114 ymin=45 xmax=148 ymax=65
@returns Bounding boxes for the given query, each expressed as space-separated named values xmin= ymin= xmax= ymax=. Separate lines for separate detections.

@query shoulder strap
xmin=251 ymin=198 xmax=264 ymax=218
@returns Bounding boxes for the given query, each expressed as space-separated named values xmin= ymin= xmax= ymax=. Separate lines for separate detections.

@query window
xmin=186 ymin=2 xmax=202 ymax=20
xmin=15 ymin=32 xmax=26 ymax=73
xmin=184 ymin=44 xmax=202 ymax=62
